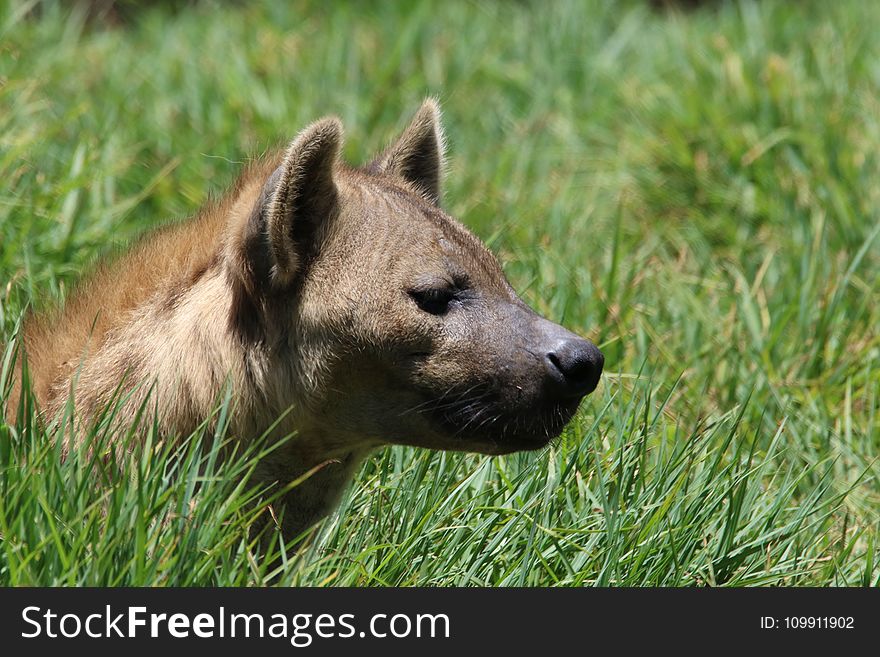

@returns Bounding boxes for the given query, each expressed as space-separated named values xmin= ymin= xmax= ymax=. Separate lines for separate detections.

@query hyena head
xmin=227 ymin=100 xmax=603 ymax=456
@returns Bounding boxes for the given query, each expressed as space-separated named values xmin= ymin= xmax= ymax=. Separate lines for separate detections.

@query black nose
xmin=545 ymin=338 xmax=604 ymax=398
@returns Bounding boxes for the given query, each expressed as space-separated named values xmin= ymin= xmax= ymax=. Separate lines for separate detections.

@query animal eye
xmin=409 ymin=286 xmax=455 ymax=315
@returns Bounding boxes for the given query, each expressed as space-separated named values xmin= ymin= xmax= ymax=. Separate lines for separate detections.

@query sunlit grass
xmin=0 ymin=0 xmax=877 ymax=586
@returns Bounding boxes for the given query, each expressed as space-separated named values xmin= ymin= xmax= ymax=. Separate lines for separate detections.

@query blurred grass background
xmin=0 ymin=0 xmax=877 ymax=585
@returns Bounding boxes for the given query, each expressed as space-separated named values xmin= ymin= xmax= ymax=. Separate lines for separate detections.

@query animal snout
xmin=544 ymin=337 xmax=604 ymax=398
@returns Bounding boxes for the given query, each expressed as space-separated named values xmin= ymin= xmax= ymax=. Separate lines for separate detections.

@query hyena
xmin=7 ymin=100 xmax=604 ymax=539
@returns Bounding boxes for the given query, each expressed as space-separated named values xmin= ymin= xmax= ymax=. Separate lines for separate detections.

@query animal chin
xmin=432 ymin=396 xmax=582 ymax=454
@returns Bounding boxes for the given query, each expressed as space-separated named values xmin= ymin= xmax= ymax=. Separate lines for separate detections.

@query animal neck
xmin=253 ymin=442 xmax=371 ymax=540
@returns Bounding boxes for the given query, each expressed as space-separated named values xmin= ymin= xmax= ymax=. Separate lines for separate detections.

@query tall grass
xmin=0 ymin=0 xmax=877 ymax=585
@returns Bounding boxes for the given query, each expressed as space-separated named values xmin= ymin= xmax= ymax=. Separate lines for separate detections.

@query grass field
xmin=0 ymin=0 xmax=878 ymax=586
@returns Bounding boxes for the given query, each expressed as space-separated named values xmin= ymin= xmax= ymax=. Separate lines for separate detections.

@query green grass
xmin=1 ymin=0 xmax=878 ymax=586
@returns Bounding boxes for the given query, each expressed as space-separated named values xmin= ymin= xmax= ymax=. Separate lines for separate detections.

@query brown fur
xmin=7 ymin=100 xmax=604 ymax=540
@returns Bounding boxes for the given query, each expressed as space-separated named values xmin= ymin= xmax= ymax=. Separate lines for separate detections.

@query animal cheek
xmin=420 ymin=346 xmax=486 ymax=388
xmin=409 ymin=353 xmax=456 ymax=384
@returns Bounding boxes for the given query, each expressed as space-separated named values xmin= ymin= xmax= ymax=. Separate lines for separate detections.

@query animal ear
xmin=369 ymin=98 xmax=445 ymax=204
xmin=261 ymin=117 xmax=343 ymax=286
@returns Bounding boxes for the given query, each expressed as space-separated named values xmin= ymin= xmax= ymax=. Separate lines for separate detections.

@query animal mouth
xmin=423 ymin=388 xmax=583 ymax=454
xmin=491 ymin=398 xmax=583 ymax=452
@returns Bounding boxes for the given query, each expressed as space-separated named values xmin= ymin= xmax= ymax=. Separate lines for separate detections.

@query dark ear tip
xmin=411 ymin=98 xmax=443 ymax=145
xmin=416 ymin=97 xmax=441 ymax=122
xmin=287 ymin=116 xmax=345 ymax=161
xmin=365 ymin=101 xmax=446 ymax=205
xmin=312 ymin=115 xmax=345 ymax=141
